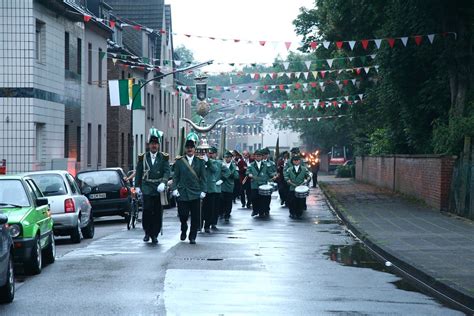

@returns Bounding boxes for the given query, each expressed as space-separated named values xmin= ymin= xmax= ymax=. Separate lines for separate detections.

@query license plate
xmin=89 ymin=193 xmax=106 ymax=199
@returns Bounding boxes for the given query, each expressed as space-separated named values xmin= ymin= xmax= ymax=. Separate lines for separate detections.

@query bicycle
xmin=127 ymin=187 xmax=142 ymax=230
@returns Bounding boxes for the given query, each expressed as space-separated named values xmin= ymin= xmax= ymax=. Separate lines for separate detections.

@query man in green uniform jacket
xmin=172 ymin=139 xmax=207 ymax=244
xmin=246 ymin=150 xmax=276 ymax=217
xmin=284 ymin=155 xmax=311 ymax=219
xmin=221 ymin=151 xmax=239 ymax=222
xmin=135 ymin=128 xmax=171 ymax=243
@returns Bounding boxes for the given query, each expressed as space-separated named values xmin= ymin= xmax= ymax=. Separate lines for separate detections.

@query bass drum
xmin=258 ymin=184 xmax=273 ymax=196
xmin=294 ymin=185 xmax=309 ymax=199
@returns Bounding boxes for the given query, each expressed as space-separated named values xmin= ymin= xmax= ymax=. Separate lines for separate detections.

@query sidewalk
xmin=319 ymin=175 xmax=474 ymax=314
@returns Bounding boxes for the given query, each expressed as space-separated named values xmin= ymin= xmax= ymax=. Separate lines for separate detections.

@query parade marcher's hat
xmin=262 ymin=147 xmax=270 ymax=155
xmin=254 ymin=149 xmax=263 ymax=156
xmin=148 ymin=127 xmax=163 ymax=144
xmin=186 ymin=131 xmax=199 ymax=143
xmin=224 ymin=150 xmax=233 ymax=158
xmin=290 ymin=147 xmax=300 ymax=154
xmin=233 ymin=150 xmax=241 ymax=157
xmin=209 ymin=146 xmax=218 ymax=154
xmin=291 ymin=155 xmax=301 ymax=161
xmin=185 ymin=139 xmax=196 ymax=148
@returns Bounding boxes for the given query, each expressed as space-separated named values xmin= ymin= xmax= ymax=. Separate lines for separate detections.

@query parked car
xmin=27 ymin=171 xmax=94 ymax=243
xmin=0 ymin=175 xmax=55 ymax=275
xmin=0 ymin=213 xmax=14 ymax=303
xmin=76 ymin=169 xmax=131 ymax=219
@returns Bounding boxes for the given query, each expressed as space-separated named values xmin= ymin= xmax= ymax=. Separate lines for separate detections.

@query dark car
xmin=76 ymin=169 xmax=131 ymax=219
xmin=0 ymin=213 xmax=14 ymax=303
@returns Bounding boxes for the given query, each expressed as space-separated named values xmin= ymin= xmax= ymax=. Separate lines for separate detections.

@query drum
xmin=295 ymin=185 xmax=309 ymax=199
xmin=258 ymin=184 xmax=273 ymax=196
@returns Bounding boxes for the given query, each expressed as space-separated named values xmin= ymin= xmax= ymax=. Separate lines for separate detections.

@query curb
xmin=319 ymin=183 xmax=474 ymax=315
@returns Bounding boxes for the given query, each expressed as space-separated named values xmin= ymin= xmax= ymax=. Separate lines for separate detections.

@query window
xmin=35 ymin=123 xmax=44 ymax=161
xmin=88 ymin=43 xmax=92 ymax=84
xmin=98 ymin=48 xmax=103 ymax=87
xmin=121 ymin=133 xmax=124 ymax=165
xmin=77 ymin=38 xmax=82 ymax=74
xmin=159 ymin=90 xmax=162 ymax=113
xmin=135 ymin=135 xmax=138 ymax=157
xmin=76 ymin=126 xmax=81 ymax=162
xmin=151 ymin=94 xmax=154 ymax=120
xmin=147 ymin=93 xmax=151 ymax=119
xmin=87 ymin=123 xmax=92 ymax=166
xmin=64 ymin=125 xmax=69 ymax=158
xmin=66 ymin=174 xmax=78 ymax=194
xmin=35 ymin=20 xmax=45 ymax=62
xmin=98 ymin=124 xmax=102 ymax=166
xmin=121 ymin=71 xmax=125 ymax=79
xmin=140 ymin=134 xmax=143 ymax=153
xmin=65 ymin=32 xmax=70 ymax=70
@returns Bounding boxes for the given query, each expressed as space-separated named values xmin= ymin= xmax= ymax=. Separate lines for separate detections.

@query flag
xmin=275 ymin=136 xmax=280 ymax=160
xmin=131 ymin=84 xmax=142 ymax=109
xmin=108 ymin=79 xmax=130 ymax=106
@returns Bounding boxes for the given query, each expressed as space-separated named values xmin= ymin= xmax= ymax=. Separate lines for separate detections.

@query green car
xmin=0 ymin=175 xmax=55 ymax=275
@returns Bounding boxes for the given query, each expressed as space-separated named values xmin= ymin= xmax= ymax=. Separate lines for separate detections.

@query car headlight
xmin=9 ymin=224 xmax=21 ymax=238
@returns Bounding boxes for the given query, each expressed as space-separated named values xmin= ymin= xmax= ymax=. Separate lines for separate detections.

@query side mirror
xmin=0 ymin=214 xmax=8 ymax=225
xmin=36 ymin=197 xmax=49 ymax=207
xmin=81 ymin=186 xmax=92 ymax=195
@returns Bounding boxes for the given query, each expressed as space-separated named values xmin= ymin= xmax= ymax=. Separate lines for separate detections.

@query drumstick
xmin=242 ymin=176 xmax=248 ymax=185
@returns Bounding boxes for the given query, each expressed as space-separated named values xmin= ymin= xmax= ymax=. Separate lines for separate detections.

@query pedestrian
xmin=172 ymin=138 xmax=207 ymax=244
xmin=277 ymin=151 xmax=290 ymax=206
xmin=135 ymin=128 xmax=170 ymax=244
xmin=202 ymin=146 xmax=224 ymax=232
xmin=238 ymin=150 xmax=253 ymax=209
xmin=284 ymin=155 xmax=311 ymax=219
xmin=247 ymin=149 xmax=276 ymax=217
xmin=311 ymin=158 xmax=320 ymax=187
xmin=221 ymin=150 xmax=239 ymax=222
xmin=232 ymin=150 xmax=242 ymax=204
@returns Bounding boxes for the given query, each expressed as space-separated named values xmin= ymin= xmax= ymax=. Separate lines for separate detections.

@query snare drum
xmin=258 ymin=184 xmax=273 ymax=196
xmin=295 ymin=185 xmax=309 ymax=198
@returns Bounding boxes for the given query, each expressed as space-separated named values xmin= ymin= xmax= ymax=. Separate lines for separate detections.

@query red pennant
xmin=310 ymin=41 xmax=317 ymax=50
xmin=279 ymin=84 xmax=284 ymax=91
xmin=234 ymin=39 xmax=240 ymax=43
xmin=281 ymin=103 xmax=287 ymax=109
xmin=160 ymin=29 xmax=166 ymax=34
xmin=355 ymin=68 xmax=362 ymax=75
xmin=414 ymin=35 xmax=422 ymax=46
xmin=295 ymin=83 xmax=301 ymax=89
xmin=263 ymin=85 xmax=269 ymax=91
xmin=343 ymin=79 xmax=349 ymax=85
xmin=272 ymin=73 xmax=278 ymax=79
xmin=310 ymin=82 xmax=317 ymax=88
xmin=175 ymin=91 xmax=179 ymax=96
xmin=109 ymin=20 xmax=116 ymax=28
xmin=267 ymin=103 xmax=272 ymax=108
xmin=336 ymin=41 xmax=344 ymax=49
xmin=387 ymin=38 xmax=395 ymax=48
xmin=83 ymin=15 xmax=92 ymax=22
xmin=361 ymin=39 xmax=369 ymax=50
xmin=319 ymin=102 xmax=325 ymax=108
xmin=320 ymin=71 xmax=326 ymax=78
xmin=284 ymin=42 xmax=292 ymax=50
xmin=215 ymin=86 xmax=221 ymax=91
xmin=254 ymin=73 xmax=260 ymax=80
xmin=259 ymin=41 xmax=266 ymax=46
xmin=332 ymin=101 xmax=338 ymax=107
xmin=133 ymin=25 xmax=141 ymax=31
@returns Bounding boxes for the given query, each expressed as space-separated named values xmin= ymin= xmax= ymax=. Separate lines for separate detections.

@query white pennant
xmin=323 ymin=41 xmax=330 ymax=49
xmin=351 ymin=79 xmax=357 ymax=85
xmin=283 ymin=62 xmax=290 ymax=70
xmin=356 ymin=81 xmax=361 ymax=88
xmin=374 ymin=39 xmax=382 ymax=49
xmin=250 ymin=73 xmax=256 ymax=79
xmin=250 ymin=89 xmax=257 ymax=95
xmin=261 ymin=72 xmax=267 ymax=78
xmin=319 ymin=82 xmax=324 ymax=88
xmin=112 ymin=58 xmax=117 ymax=65
xmin=303 ymin=83 xmax=308 ymax=89
xmin=401 ymin=37 xmax=408 ymax=46
xmin=175 ymin=60 xmax=182 ymax=66
xmin=317 ymin=117 xmax=321 ymax=121
xmin=320 ymin=86 xmax=326 ymax=92
xmin=349 ymin=41 xmax=356 ymax=50
xmin=285 ymin=72 xmax=291 ymax=79
xmin=303 ymin=87 xmax=308 ymax=92
xmin=338 ymin=84 xmax=343 ymax=91
xmin=303 ymin=72 xmax=309 ymax=79
xmin=327 ymin=59 xmax=334 ymax=68
xmin=271 ymin=85 xmax=276 ymax=89
xmin=359 ymin=94 xmax=364 ymax=100
xmin=305 ymin=61 xmax=312 ymax=70
xmin=338 ymin=103 xmax=342 ymax=108
xmin=295 ymin=72 xmax=301 ymax=78
xmin=364 ymin=67 xmax=370 ymax=74
xmin=370 ymin=54 xmax=376 ymax=59
xmin=344 ymin=96 xmax=349 ymax=101
xmin=375 ymin=65 xmax=380 ymax=73
xmin=312 ymin=71 xmax=318 ymax=78
xmin=427 ymin=34 xmax=435 ymax=43
xmin=285 ymin=89 xmax=291 ymax=94
xmin=349 ymin=57 xmax=354 ymax=62
xmin=335 ymin=80 xmax=340 ymax=85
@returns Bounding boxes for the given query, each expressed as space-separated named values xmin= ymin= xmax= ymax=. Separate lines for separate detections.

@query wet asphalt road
xmin=0 ymin=187 xmax=463 ymax=315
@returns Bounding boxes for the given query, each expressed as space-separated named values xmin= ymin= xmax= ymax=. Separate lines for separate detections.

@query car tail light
xmin=120 ymin=187 xmax=128 ymax=199
xmin=64 ymin=198 xmax=75 ymax=213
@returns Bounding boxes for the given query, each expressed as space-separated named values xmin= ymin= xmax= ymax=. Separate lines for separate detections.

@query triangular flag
xmin=387 ymin=38 xmax=396 ymax=48
xmin=312 ymin=71 xmax=318 ymax=79
xmin=304 ymin=61 xmax=312 ymax=70
xmin=295 ymin=72 xmax=301 ymax=78
xmin=414 ymin=35 xmax=422 ymax=46
xmin=112 ymin=58 xmax=117 ymax=65
xmin=359 ymin=94 xmax=364 ymax=100
xmin=175 ymin=60 xmax=182 ymax=66
xmin=375 ymin=65 xmax=380 ymax=73
xmin=109 ymin=20 xmax=116 ymax=28
xmin=259 ymin=41 xmax=266 ymax=46
xmin=250 ymin=90 xmax=257 ymax=95
xmin=361 ymin=39 xmax=369 ymax=50
xmin=349 ymin=57 xmax=354 ymax=62
xmin=374 ymin=39 xmax=382 ymax=49
xmin=401 ymin=37 xmax=408 ymax=46
xmin=284 ymin=42 xmax=292 ymax=50
xmin=364 ymin=67 xmax=370 ymax=74
xmin=427 ymin=34 xmax=435 ymax=43
xmin=310 ymin=82 xmax=317 ymax=88
xmin=295 ymin=83 xmax=301 ymax=89
xmin=310 ymin=41 xmax=317 ymax=50
xmin=303 ymin=83 xmax=308 ymax=89
xmin=320 ymin=86 xmax=326 ymax=92
xmin=303 ymin=72 xmax=309 ymax=80
xmin=283 ymin=62 xmax=290 ymax=70
xmin=84 ymin=15 xmax=92 ymax=22
xmin=327 ymin=59 xmax=334 ymax=68
xmin=323 ymin=41 xmax=330 ymax=49
xmin=336 ymin=41 xmax=344 ymax=49
xmin=351 ymin=79 xmax=357 ymax=85
xmin=285 ymin=72 xmax=291 ymax=79
xmin=320 ymin=71 xmax=326 ymax=78
xmin=348 ymin=41 xmax=356 ymax=50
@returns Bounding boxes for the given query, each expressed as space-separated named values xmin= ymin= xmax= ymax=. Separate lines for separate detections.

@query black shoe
xmin=242 ymin=204 xmax=246 ymax=208
xmin=280 ymin=201 xmax=285 ymax=206
xmin=180 ymin=232 xmax=187 ymax=241
xmin=189 ymin=239 xmax=196 ymax=244
xmin=211 ymin=225 xmax=218 ymax=230
xmin=246 ymin=204 xmax=251 ymax=209
xmin=225 ymin=218 xmax=229 ymax=223
xmin=204 ymin=228 xmax=211 ymax=233
xmin=251 ymin=211 xmax=258 ymax=216
xmin=143 ymin=235 xmax=150 ymax=242
xmin=151 ymin=236 xmax=158 ymax=244
xmin=289 ymin=214 xmax=294 ymax=219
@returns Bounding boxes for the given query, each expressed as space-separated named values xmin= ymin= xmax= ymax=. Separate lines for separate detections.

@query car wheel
xmin=0 ymin=251 xmax=15 ymax=303
xmin=70 ymin=217 xmax=82 ymax=244
xmin=26 ymin=236 xmax=42 ymax=275
xmin=81 ymin=215 xmax=94 ymax=239
xmin=43 ymin=233 xmax=56 ymax=264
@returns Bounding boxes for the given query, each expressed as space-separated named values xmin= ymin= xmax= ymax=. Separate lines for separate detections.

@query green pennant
xmin=99 ymin=51 xmax=106 ymax=60
xmin=132 ymin=84 xmax=142 ymax=110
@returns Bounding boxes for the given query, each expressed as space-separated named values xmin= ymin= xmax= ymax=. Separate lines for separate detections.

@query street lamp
xmin=128 ymin=60 xmax=213 ymax=171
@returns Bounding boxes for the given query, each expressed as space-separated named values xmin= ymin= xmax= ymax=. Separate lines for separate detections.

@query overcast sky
xmin=165 ymin=0 xmax=315 ymax=72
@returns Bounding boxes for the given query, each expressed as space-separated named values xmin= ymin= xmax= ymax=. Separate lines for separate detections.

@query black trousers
xmin=142 ymin=195 xmax=163 ymax=238
xmin=202 ymin=193 xmax=218 ymax=229
xmin=287 ymin=191 xmax=305 ymax=217
xmin=241 ymin=181 xmax=252 ymax=207
xmin=222 ymin=192 xmax=233 ymax=219
xmin=178 ymin=199 xmax=201 ymax=240
xmin=251 ymin=189 xmax=271 ymax=215
xmin=312 ymin=171 xmax=318 ymax=187
xmin=278 ymin=181 xmax=289 ymax=204
xmin=233 ymin=179 xmax=241 ymax=201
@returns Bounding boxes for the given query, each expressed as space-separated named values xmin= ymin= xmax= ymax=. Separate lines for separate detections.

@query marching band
xmin=134 ymin=128 xmax=314 ymax=244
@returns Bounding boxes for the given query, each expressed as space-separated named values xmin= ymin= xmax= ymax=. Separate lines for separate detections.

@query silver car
xmin=26 ymin=171 xmax=94 ymax=243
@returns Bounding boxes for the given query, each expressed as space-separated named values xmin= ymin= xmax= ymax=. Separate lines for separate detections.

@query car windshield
xmin=77 ymin=170 xmax=121 ymax=189
xmin=29 ymin=174 xmax=68 ymax=196
xmin=0 ymin=179 xmax=30 ymax=207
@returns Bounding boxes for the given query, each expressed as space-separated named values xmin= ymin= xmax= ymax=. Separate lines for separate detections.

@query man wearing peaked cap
xmin=135 ymin=128 xmax=170 ymax=244
xmin=221 ymin=150 xmax=239 ymax=222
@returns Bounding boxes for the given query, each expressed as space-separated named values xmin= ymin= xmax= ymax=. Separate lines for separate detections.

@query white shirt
xmin=244 ymin=158 xmax=250 ymax=166
xmin=294 ymin=165 xmax=300 ymax=173
xmin=256 ymin=161 xmax=262 ymax=169
xmin=150 ymin=152 xmax=157 ymax=165
xmin=224 ymin=162 xmax=231 ymax=169
xmin=186 ymin=155 xmax=194 ymax=166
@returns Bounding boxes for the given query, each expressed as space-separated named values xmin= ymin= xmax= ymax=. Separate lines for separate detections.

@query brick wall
xmin=356 ymin=155 xmax=456 ymax=210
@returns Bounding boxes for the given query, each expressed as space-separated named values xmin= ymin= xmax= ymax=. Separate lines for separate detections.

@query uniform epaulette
xmin=161 ymin=152 xmax=169 ymax=160
xmin=175 ymin=155 xmax=182 ymax=160
xmin=138 ymin=153 xmax=145 ymax=161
